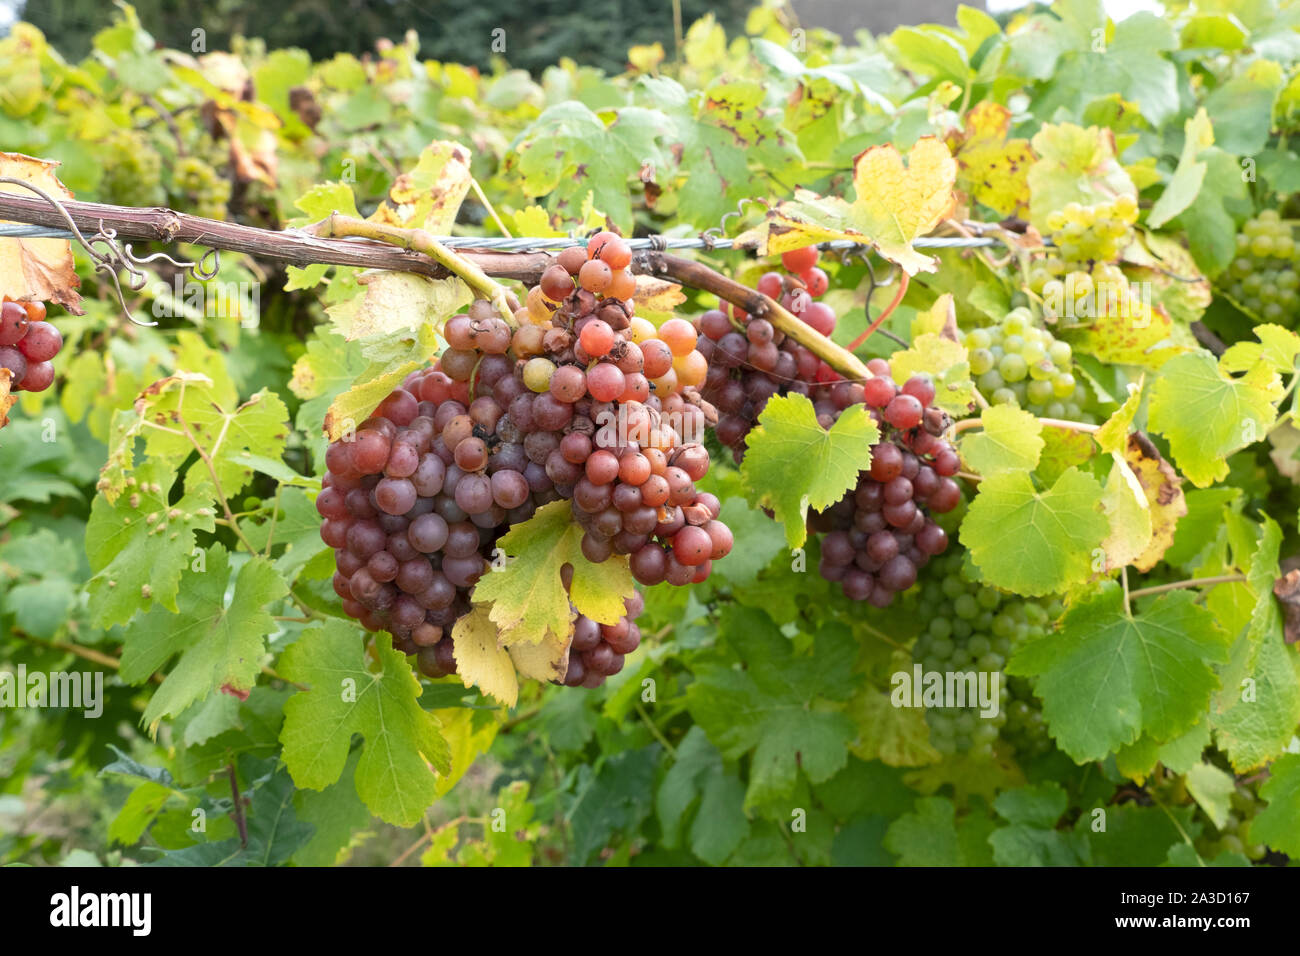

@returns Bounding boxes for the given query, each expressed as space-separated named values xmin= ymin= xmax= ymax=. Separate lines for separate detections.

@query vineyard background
xmin=1 ymin=0 xmax=1299 ymax=870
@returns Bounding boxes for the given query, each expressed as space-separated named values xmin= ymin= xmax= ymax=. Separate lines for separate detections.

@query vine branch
xmin=0 ymin=193 xmax=883 ymax=382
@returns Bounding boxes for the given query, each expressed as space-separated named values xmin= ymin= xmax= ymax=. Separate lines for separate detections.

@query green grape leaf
xmin=883 ymin=796 xmax=965 ymax=866
xmin=740 ymin=394 xmax=879 ymax=550
xmin=291 ymin=750 xmax=371 ymax=866
xmin=120 ymin=546 xmax=288 ymax=734
xmin=1205 ymin=59 xmax=1285 ymax=156
xmin=470 ymin=499 xmax=635 ymax=644
xmin=959 ymin=467 xmax=1107 ymax=596
xmin=1148 ymin=352 xmax=1280 ymax=487
xmin=1147 ymin=109 xmax=1214 ymax=229
xmin=656 ymin=727 xmax=750 ymax=865
xmin=1185 ymin=762 xmax=1236 ymax=830
xmin=134 ymin=374 xmax=291 ymax=500
xmin=279 ymin=620 xmax=451 ymax=826
xmin=1093 ymin=380 xmax=1143 ymax=455
xmin=149 ymin=760 xmax=313 ymax=867
xmin=1220 ymin=323 xmax=1300 ymax=375
xmin=959 ymin=404 xmax=1044 ymax=476
xmin=1211 ymin=627 xmax=1300 ymax=773
xmin=84 ymin=463 xmax=217 ymax=628
xmin=322 ymin=324 xmax=440 ymax=441
xmin=1008 ymin=583 xmax=1231 ymax=763
xmin=989 ymin=782 xmax=1090 ymax=866
xmin=508 ymin=101 xmax=667 ymax=231
xmin=567 ymin=745 xmax=659 ymax=864
xmin=686 ymin=606 xmax=857 ymax=808
xmin=1253 ymin=753 xmax=1300 ymax=857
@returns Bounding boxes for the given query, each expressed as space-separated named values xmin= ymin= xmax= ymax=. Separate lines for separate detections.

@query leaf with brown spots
xmin=1125 ymin=432 xmax=1187 ymax=572
xmin=946 ymin=102 xmax=1035 ymax=218
xmin=370 ymin=141 xmax=473 ymax=235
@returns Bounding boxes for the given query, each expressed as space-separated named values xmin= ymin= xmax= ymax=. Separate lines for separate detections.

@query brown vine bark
xmin=0 ymin=193 xmax=873 ymax=379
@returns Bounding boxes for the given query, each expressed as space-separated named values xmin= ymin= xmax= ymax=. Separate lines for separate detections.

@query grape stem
xmin=1125 ymin=573 xmax=1247 ymax=601
xmin=848 ymin=272 xmax=909 ymax=352
xmin=639 ymin=250 xmax=875 ymax=381
xmin=949 ymin=415 xmax=1100 ymax=435
xmin=308 ymin=214 xmax=518 ymax=326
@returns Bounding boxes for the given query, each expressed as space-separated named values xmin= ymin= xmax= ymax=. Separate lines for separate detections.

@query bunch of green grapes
xmin=1043 ymin=195 xmax=1139 ymax=265
xmin=1192 ymin=779 xmax=1270 ymax=862
xmin=170 ymin=156 xmax=231 ymax=221
xmin=965 ymin=307 xmax=1095 ymax=422
xmin=100 ymin=130 xmax=166 ymax=208
xmin=911 ymin=551 xmax=1062 ymax=759
xmin=1224 ymin=210 xmax=1299 ymax=320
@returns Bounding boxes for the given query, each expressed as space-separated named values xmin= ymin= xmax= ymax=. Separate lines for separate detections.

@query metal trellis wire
xmin=0 ymin=223 xmax=1000 ymax=250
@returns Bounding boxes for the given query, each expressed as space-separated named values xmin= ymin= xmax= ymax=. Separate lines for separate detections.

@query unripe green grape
xmin=1251 ymin=235 xmax=1275 ymax=257
xmin=969 ymin=348 xmax=995 ymax=375
xmin=1027 ymin=379 xmax=1054 ymax=404
xmin=1048 ymin=340 xmax=1072 ymax=366
xmin=992 ymin=387 xmax=1018 ymax=406
xmin=978 ymin=369 xmax=1004 ymax=394
xmin=1003 ymin=311 xmax=1030 ymax=335
xmin=1052 ymin=373 xmax=1076 ymax=399
xmin=999 ymin=353 xmax=1029 ymax=382
xmin=965 ymin=328 xmax=992 ymax=350
xmin=954 ymin=594 xmax=979 ymax=619
xmin=1020 ymin=341 xmax=1046 ymax=365
xmin=1045 ymin=401 xmax=1067 ymax=418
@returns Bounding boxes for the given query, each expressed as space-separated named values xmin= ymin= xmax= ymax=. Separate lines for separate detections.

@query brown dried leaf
xmin=0 ymin=152 xmax=82 ymax=311
xmin=1272 ymin=570 xmax=1300 ymax=645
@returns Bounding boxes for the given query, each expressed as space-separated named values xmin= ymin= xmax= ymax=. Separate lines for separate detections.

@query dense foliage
xmin=2 ymin=0 xmax=1300 ymax=868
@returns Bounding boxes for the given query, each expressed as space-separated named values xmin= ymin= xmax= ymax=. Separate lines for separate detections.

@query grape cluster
xmin=562 ymin=587 xmax=644 ymax=689
xmin=512 ymin=233 xmax=732 ymax=587
xmin=965 ymin=307 xmax=1094 ymax=422
xmin=318 ymin=360 xmax=549 ymax=665
xmin=170 ymin=156 xmax=232 ymax=221
xmin=1225 ymin=210 xmax=1299 ymax=320
xmin=0 ymin=299 xmax=61 ymax=394
xmin=101 ymin=131 xmax=166 ymax=208
xmin=1043 ymin=195 xmax=1138 ymax=264
xmin=809 ymin=360 xmax=962 ymax=606
xmin=696 ymin=246 xmax=840 ymax=461
xmin=317 ymin=231 xmax=732 ymax=681
xmin=1193 ymin=781 xmax=1270 ymax=862
xmin=910 ymin=551 xmax=1060 ymax=758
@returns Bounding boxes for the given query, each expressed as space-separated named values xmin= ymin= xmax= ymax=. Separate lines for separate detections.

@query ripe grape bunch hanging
xmin=0 ymin=298 xmax=62 ymax=393
xmin=697 ymin=244 xmax=840 ymax=461
xmin=317 ymin=231 xmax=733 ymax=688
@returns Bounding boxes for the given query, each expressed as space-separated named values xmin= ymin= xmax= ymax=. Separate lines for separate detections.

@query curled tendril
xmin=0 ymin=177 xmax=158 ymax=326
xmin=703 ymin=196 xmax=770 ymax=244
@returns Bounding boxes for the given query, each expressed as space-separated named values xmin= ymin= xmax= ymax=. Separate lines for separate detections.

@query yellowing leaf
xmin=470 ymin=499 xmax=636 ymax=643
xmin=1124 ymin=433 xmax=1187 ymax=572
xmin=735 ymin=137 xmax=957 ymax=275
xmin=370 ymin=141 xmax=473 ymax=235
xmin=1094 ymin=378 xmax=1144 ymax=455
xmin=328 ymin=270 xmax=471 ymax=342
xmin=452 ymin=605 xmax=519 ymax=707
xmin=1100 ymin=453 xmax=1153 ymax=573
xmin=508 ymin=629 xmax=571 ymax=684
xmin=947 ymin=101 xmax=1034 ymax=217
xmin=0 ymin=152 xmax=81 ymax=311
xmin=1027 ymin=123 xmax=1135 ymax=232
